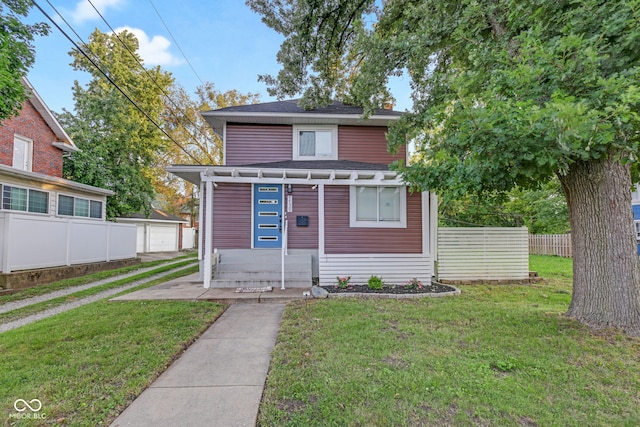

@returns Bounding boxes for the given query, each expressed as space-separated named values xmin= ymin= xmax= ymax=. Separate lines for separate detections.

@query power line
xmin=31 ymin=0 xmax=203 ymax=165
xmin=85 ymin=0 xmax=218 ymax=164
xmin=147 ymin=0 xmax=205 ymax=86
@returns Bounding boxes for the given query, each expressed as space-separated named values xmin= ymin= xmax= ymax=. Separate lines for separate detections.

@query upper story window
xmin=13 ymin=134 xmax=33 ymax=172
xmin=349 ymin=185 xmax=407 ymax=228
xmin=58 ymin=194 xmax=103 ymax=219
xmin=293 ymin=125 xmax=338 ymax=160
xmin=1 ymin=184 xmax=49 ymax=214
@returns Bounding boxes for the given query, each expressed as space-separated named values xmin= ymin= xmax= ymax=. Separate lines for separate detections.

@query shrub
xmin=336 ymin=276 xmax=351 ymax=289
xmin=405 ymin=278 xmax=423 ymax=290
xmin=367 ymin=275 xmax=384 ymax=290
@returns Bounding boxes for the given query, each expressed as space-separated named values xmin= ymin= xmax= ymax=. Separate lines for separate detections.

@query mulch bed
xmin=321 ymin=283 xmax=456 ymax=294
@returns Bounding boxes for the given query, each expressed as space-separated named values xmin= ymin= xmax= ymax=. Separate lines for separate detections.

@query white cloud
xmin=115 ymin=26 xmax=183 ymax=67
xmin=69 ymin=0 xmax=124 ymax=24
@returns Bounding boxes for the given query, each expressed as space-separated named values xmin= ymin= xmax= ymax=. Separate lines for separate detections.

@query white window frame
xmin=349 ymin=185 xmax=407 ymax=228
xmin=0 ymin=183 xmax=49 ymax=215
xmin=635 ymin=220 xmax=640 ymax=241
xmin=57 ymin=193 xmax=104 ymax=220
xmin=292 ymin=125 xmax=338 ymax=160
xmin=13 ymin=134 xmax=33 ymax=172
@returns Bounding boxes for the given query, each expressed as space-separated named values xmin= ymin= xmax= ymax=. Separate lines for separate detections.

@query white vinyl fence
xmin=0 ymin=212 xmax=136 ymax=273
xmin=437 ymin=227 xmax=529 ymax=281
xmin=529 ymin=234 xmax=572 ymax=258
xmin=182 ymin=227 xmax=196 ymax=250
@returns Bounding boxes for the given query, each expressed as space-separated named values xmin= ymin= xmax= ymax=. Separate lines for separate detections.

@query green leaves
xmin=0 ymin=0 xmax=49 ymax=121
xmin=60 ymin=29 xmax=174 ymax=219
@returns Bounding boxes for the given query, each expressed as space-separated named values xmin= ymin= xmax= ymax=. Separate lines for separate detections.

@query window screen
xmin=75 ymin=198 xmax=89 ymax=217
xmin=28 ymin=189 xmax=48 ymax=214
xmin=58 ymin=195 xmax=74 ymax=216
xmin=3 ymin=186 xmax=27 ymax=211
xmin=90 ymin=200 xmax=102 ymax=218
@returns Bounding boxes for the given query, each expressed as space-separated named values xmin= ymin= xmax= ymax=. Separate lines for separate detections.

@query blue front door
xmin=253 ymin=184 xmax=283 ymax=248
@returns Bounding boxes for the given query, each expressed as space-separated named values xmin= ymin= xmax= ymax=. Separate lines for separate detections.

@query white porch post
xmin=203 ymin=179 xmax=214 ymax=288
xmin=197 ymin=183 xmax=204 ymax=280
xmin=318 ymin=184 xmax=325 ymax=257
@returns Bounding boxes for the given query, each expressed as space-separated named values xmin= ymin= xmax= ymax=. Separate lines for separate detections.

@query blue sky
xmin=25 ymin=0 xmax=412 ymax=114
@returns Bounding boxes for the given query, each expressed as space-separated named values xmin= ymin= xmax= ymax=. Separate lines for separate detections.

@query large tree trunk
xmin=559 ymin=155 xmax=640 ymax=336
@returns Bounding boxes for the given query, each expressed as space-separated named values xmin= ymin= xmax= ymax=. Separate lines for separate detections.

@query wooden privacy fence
xmin=528 ymin=234 xmax=572 ymax=258
xmin=437 ymin=227 xmax=529 ymax=281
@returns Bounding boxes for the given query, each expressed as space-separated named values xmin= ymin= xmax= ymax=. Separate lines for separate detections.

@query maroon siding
xmin=324 ymin=186 xmax=422 ymax=254
xmin=338 ymin=126 xmax=406 ymax=165
xmin=287 ymin=185 xmax=318 ymax=249
xmin=225 ymin=124 xmax=292 ymax=165
xmin=212 ymin=183 xmax=252 ymax=248
xmin=0 ymin=99 xmax=64 ymax=177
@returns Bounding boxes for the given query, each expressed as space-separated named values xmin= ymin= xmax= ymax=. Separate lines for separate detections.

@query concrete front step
xmin=215 ymin=271 xmax=311 ymax=280
xmin=209 ymin=279 xmax=312 ymax=289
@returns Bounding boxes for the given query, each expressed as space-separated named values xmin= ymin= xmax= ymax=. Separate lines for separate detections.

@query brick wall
xmin=0 ymin=99 xmax=64 ymax=177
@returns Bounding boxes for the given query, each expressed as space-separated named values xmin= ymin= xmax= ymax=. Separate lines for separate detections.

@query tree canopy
xmin=155 ymin=82 xmax=260 ymax=215
xmin=0 ymin=0 xmax=49 ymax=121
xmin=249 ymin=0 xmax=640 ymax=335
xmin=59 ymin=29 xmax=173 ymax=219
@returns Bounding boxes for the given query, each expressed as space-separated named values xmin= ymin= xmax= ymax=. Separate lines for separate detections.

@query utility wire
xmin=86 ymin=0 xmax=217 ymax=164
xmin=31 ymin=0 xmax=203 ymax=165
xmin=147 ymin=0 xmax=205 ymax=86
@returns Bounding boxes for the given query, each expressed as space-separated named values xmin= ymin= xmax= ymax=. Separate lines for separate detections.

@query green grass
xmin=530 ymin=254 xmax=573 ymax=279
xmin=0 ymin=252 xmax=197 ymax=305
xmin=0 ymin=277 xmax=224 ymax=426
xmin=258 ymin=255 xmax=640 ymax=426
xmin=0 ymin=261 xmax=198 ymax=323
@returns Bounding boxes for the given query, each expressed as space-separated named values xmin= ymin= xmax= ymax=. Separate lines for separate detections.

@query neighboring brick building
xmin=0 ymin=78 xmax=78 ymax=176
xmin=0 ymin=78 xmax=136 ymax=282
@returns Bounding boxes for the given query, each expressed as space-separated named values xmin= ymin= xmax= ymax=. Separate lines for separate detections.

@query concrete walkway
xmin=110 ymin=303 xmax=285 ymax=427
xmin=111 ymin=273 xmax=312 ymax=304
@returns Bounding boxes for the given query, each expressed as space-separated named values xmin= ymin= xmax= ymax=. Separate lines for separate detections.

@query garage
xmin=118 ymin=209 xmax=188 ymax=253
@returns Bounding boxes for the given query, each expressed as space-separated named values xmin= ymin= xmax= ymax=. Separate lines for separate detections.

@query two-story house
xmin=169 ymin=100 xmax=437 ymax=289
xmin=0 ymin=78 xmax=135 ymax=287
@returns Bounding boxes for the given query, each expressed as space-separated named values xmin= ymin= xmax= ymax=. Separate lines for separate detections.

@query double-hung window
xmin=350 ymin=186 xmax=407 ymax=228
xmin=293 ymin=125 xmax=337 ymax=160
xmin=1 ymin=184 xmax=48 ymax=214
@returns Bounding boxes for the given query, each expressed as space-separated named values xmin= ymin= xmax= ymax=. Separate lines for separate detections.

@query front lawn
xmin=258 ymin=255 xmax=640 ymax=426
xmin=1 ymin=293 xmax=224 ymax=425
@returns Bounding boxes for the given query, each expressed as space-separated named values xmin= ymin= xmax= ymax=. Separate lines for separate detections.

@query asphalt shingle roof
xmin=206 ymin=99 xmax=402 ymax=117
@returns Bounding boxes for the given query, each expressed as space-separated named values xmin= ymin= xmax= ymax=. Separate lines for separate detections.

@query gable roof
xmin=21 ymin=77 xmax=79 ymax=153
xmin=201 ymin=99 xmax=403 ymax=136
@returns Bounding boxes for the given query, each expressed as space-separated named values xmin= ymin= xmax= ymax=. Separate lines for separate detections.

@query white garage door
xmin=149 ymin=223 xmax=179 ymax=252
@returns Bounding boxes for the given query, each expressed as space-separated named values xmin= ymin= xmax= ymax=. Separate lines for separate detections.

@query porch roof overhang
xmin=167 ymin=164 xmax=404 ymax=186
